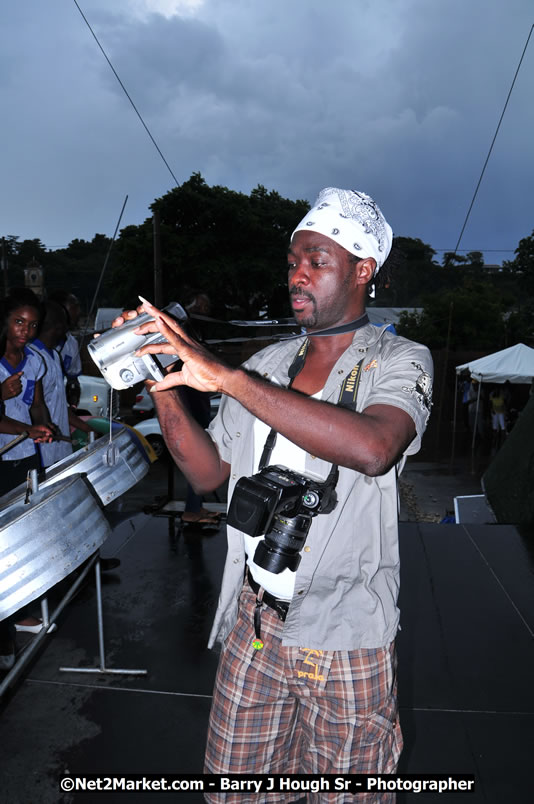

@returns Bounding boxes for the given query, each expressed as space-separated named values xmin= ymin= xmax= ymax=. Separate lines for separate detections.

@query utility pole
xmin=435 ymin=301 xmax=453 ymax=462
xmin=1 ymin=237 xmax=8 ymax=298
xmin=153 ymin=210 xmax=162 ymax=307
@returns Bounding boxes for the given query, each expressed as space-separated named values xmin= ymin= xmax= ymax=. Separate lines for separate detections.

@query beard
xmin=289 ymin=288 xmax=319 ymax=329
xmin=289 ymin=268 xmax=356 ymax=331
xmin=289 ymin=289 xmax=351 ymax=331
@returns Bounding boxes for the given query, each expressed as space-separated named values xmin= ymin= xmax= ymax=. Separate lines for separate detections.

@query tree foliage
xmin=1 ymin=233 xmax=115 ymax=315
xmin=377 ymin=234 xmax=533 ymax=349
xmin=1 ymin=176 xmax=533 ymax=350
xmin=374 ymin=237 xmax=444 ymax=307
xmin=503 ymin=229 xmax=534 ymax=298
xmin=109 ymin=173 xmax=310 ymax=316
xmin=396 ymin=282 xmax=507 ymax=350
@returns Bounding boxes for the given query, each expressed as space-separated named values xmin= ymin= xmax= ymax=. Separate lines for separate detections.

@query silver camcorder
xmin=87 ymin=302 xmax=187 ymax=390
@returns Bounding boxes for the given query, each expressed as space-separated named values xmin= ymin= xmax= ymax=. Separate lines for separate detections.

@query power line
xmin=434 ymin=248 xmax=516 ymax=253
xmin=73 ymin=0 xmax=180 ymax=187
xmin=453 ymin=24 xmax=533 ymax=255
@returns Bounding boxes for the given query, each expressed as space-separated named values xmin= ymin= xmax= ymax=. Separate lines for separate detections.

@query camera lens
xmin=119 ymin=368 xmax=135 ymax=384
xmin=253 ymin=512 xmax=312 ymax=574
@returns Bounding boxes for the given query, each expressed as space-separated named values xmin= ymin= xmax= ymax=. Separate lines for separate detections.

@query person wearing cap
xmin=116 ymin=187 xmax=433 ymax=800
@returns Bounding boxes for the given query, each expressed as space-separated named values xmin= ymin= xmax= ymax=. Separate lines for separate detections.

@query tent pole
xmin=471 ymin=380 xmax=482 ymax=474
xmin=450 ymin=375 xmax=458 ymax=471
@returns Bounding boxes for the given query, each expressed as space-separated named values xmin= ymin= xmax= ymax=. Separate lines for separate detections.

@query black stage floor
xmin=0 ymin=466 xmax=532 ymax=803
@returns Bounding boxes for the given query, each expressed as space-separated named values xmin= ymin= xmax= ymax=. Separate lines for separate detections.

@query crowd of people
xmin=460 ymin=374 xmax=523 ymax=449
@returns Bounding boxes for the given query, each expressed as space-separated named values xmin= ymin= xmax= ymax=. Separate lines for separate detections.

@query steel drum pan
xmin=0 ymin=475 xmax=111 ymax=621
xmin=2 ymin=428 xmax=149 ymax=509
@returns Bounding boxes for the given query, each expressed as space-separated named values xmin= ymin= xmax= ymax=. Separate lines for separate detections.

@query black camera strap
xmin=258 ymin=342 xmax=306 ymax=469
xmin=280 ymin=312 xmax=369 ymax=340
xmin=259 ymin=336 xmax=365 ymax=469
xmin=252 ymin=331 xmax=366 ymax=649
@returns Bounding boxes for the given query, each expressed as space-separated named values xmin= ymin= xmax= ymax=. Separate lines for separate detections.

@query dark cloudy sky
xmin=1 ymin=0 xmax=532 ymax=266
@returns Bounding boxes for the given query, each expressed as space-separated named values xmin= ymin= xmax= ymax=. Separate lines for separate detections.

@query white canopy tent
xmin=455 ymin=343 xmax=534 ymax=384
xmin=452 ymin=343 xmax=534 ymax=467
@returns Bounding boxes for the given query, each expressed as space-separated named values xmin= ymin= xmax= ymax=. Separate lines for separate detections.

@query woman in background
xmin=0 ymin=291 xmax=55 ymax=670
xmin=0 ymin=291 xmax=54 ymax=489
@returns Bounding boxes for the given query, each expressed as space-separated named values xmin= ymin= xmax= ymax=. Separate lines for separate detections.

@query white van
xmin=74 ymin=375 xmax=120 ymax=418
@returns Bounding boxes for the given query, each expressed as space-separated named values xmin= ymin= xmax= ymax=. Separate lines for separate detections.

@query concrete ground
xmin=399 ymin=460 xmax=483 ymax=523
xmin=0 ymin=454 xmax=533 ymax=803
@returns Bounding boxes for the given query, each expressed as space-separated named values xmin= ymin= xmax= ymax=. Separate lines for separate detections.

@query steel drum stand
xmin=59 ymin=555 xmax=147 ymax=677
xmin=1 ymin=557 xmax=95 ymax=697
xmin=0 ymin=554 xmax=146 ymax=698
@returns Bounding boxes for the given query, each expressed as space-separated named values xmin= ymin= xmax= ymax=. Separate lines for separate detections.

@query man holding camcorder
xmin=116 ymin=187 xmax=433 ymax=802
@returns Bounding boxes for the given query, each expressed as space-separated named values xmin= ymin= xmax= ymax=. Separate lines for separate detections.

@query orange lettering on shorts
xmin=301 ymin=648 xmax=324 ymax=665
xmin=297 ymin=670 xmax=325 ymax=681
xmin=296 ymin=648 xmax=325 ymax=681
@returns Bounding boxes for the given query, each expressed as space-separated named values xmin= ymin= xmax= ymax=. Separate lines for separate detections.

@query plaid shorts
xmin=204 ymin=585 xmax=402 ymax=803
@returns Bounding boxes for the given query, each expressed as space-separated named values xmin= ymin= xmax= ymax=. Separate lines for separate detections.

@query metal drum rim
xmin=47 ymin=427 xmax=131 ymax=472
xmin=0 ymin=474 xmax=87 ymax=528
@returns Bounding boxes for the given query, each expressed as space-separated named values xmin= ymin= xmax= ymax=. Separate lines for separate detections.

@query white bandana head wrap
xmin=291 ymin=187 xmax=393 ymax=272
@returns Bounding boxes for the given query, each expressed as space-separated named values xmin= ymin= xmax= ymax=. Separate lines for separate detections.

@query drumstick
xmin=0 ymin=431 xmax=29 ymax=457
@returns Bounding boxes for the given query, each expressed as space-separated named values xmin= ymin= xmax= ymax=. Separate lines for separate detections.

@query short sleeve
xmin=32 ymin=351 xmax=47 ymax=382
xmin=363 ymin=336 xmax=434 ymax=456
xmin=63 ymin=334 xmax=82 ymax=377
xmin=207 ymin=394 xmax=241 ymax=465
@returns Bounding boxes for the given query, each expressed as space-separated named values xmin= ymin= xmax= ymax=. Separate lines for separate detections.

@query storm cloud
xmin=1 ymin=0 xmax=532 ymax=264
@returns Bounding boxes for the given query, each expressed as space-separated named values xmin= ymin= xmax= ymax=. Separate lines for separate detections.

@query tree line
xmin=2 ymin=172 xmax=533 ymax=351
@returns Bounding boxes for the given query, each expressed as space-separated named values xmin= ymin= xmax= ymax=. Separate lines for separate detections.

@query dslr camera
xmin=227 ymin=464 xmax=338 ymax=574
xmin=88 ymin=302 xmax=187 ymax=390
